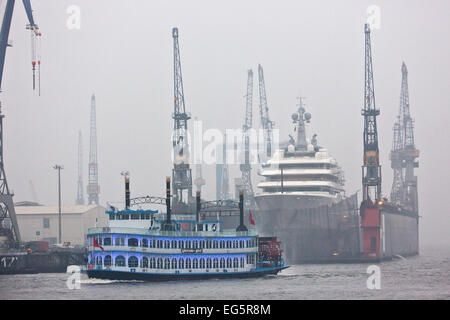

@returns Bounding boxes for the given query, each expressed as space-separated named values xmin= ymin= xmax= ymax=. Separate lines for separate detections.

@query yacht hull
xmin=254 ymin=193 xmax=361 ymax=263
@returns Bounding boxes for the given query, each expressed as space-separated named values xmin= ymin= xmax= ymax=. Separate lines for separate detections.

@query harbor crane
xmin=257 ymin=64 xmax=274 ymax=158
xmin=240 ymin=69 xmax=256 ymax=210
xmin=171 ymin=27 xmax=193 ymax=211
xmin=359 ymin=23 xmax=383 ymax=259
xmin=361 ymin=23 xmax=382 ymax=204
xmin=390 ymin=62 xmax=419 ymax=212
xmin=0 ymin=0 xmax=41 ymax=245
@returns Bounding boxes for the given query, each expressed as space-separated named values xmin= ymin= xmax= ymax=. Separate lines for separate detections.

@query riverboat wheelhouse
xmin=86 ymin=177 xmax=288 ymax=281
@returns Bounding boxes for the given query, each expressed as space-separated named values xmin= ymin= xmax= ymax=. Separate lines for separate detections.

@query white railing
xmin=88 ymin=227 xmax=257 ymax=238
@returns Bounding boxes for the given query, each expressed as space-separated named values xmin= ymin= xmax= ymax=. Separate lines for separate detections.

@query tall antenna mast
xmin=76 ymin=131 xmax=84 ymax=205
xmin=87 ymin=94 xmax=100 ymax=205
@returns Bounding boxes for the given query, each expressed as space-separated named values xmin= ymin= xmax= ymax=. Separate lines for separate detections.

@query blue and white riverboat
xmin=86 ymin=177 xmax=288 ymax=281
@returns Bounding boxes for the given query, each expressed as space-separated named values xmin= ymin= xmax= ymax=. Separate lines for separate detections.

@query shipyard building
xmin=14 ymin=203 xmax=107 ymax=245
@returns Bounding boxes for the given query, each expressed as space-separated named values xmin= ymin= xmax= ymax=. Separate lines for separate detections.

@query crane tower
xmin=390 ymin=62 xmax=419 ymax=211
xmin=361 ymin=23 xmax=381 ymax=203
xmin=257 ymin=64 xmax=274 ymax=158
xmin=171 ymin=27 xmax=193 ymax=209
xmin=240 ymin=69 xmax=256 ymax=209
xmin=0 ymin=0 xmax=40 ymax=245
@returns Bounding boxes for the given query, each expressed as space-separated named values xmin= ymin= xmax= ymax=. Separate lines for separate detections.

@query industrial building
xmin=14 ymin=203 xmax=107 ymax=245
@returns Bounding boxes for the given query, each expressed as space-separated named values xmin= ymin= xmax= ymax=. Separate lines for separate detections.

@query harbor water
xmin=1 ymin=245 xmax=448 ymax=300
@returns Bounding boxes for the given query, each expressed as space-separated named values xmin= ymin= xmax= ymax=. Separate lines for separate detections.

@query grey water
xmin=1 ymin=245 xmax=449 ymax=300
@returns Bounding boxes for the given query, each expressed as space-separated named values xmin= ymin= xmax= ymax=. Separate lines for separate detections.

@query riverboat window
xmin=200 ymin=258 xmax=205 ymax=268
xmin=109 ymin=214 xmax=115 ymax=220
xmin=164 ymin=258 xmax=170 ymax=269
xmin=206 ymin=258 xmax=212 ymax=269
xmin=157 ymin=258 xmax=163 ymax=269
xmin=164 ymin=240 xmax=170 ymax=249
xmin=226 ymin=241 xmax=231 ymax=248
xmin=193 ymin=240 xmax=198 ymax=249
xmin=128 ymin=238 xmax=138 ymax=247
xmin=115 ymin=237 xmax=124 ymax=246
xmin=171 ymin=258 xmax=177 ymax=269
xmin=151 ymin=238 xmax=156 ymax=248
xmin=185 ymin=241 xmax=191 ymax=249
xmin=115 ymin=255 xmax=125 ymax=267
xmin=233 ymin=240 xmax=238 ymax=248
xmin=186 ymin=258 xmax=192 ymax=269
xmin=233 ymin=258 xmax=238 ymax=268
xmin=104 ymin=255 xmax=112 ymax=266
xmin=141 ymin=256 xmax=148 ymax=268
xmin=179 ymin=258 xmax=184 ymax=269
xmin=246 ymin=240 xmax=250 ymax=248
xmin=121 ymin=214 xmax=129 ymax=220
xmin=131 ymin=213 xmax=139 ymax=220
xmin=213 ymin=258 xmax=219 ymax=268
xmin=142 ymin=238 xmax=148 ymax=248
xmin=171 ymin=240 xmax=177 ymax=249
xmin=226 ymin=258 xmax=232 ymax=268
xmin=220 ymin=258 xmax=225 ymax=268
xmin=104 ymin=237 xmax=111 ymax=246
xmin=239 ymin=240 xmax=244 ymax=248
xmin=178 ymin=240 xmax=184 ymax=249
xmin=150 ymin=257 xmax=156 ymax=268
xmin=220 ymin=240 xmax=225 ymax=248
xmin=157 ymin=240 xmax=162 ymax=248
xmin=206 ymin=240 xmax=211 ymax=249
xmin=128 ymin=256 xmax=138 ymax=268
xmin=96 ymin=256 xmax=102 ymax=266
xmin=240 ymin=257 xmax=245 ymax=268
xmin=199 ymin=240 xmax=205 ymax=249
xmin=213 ymin=240 xmax=218 ymax=249
xmin=193 ymin=258 xmax=198 ymax=269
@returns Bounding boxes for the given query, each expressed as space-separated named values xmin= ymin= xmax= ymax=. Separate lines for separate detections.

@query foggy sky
xmin=3 ymin=0 xmax=450 ymax=246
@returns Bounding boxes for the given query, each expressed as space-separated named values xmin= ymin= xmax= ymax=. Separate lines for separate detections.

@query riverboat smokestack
xmin=121 ymin=171 xmax=130 ymax=210
xmin=236 ymin=190 xmax=248 ymax=232
xmin=196 ymin=191 xmax=202 ymax=231
xmin=162 ymin=177 xmax=175 ymax=231
xmin=166 ymin=176 xmax=171 ymax=223
xmin=125 ymin=177 xmax=130 ymax=210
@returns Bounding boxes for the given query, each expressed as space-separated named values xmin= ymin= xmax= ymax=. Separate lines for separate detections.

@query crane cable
xmin=29 ymin=27 xmax=41 ymax=95
xmin=30 ymin=29 xmax=36 ymax=90
xmin=37 ymin=29 xmax=41 ymax=96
